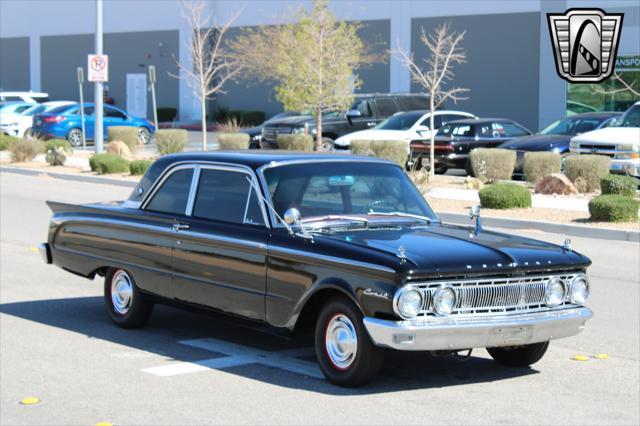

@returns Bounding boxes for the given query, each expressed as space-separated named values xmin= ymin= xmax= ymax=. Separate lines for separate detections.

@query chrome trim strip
xmin=53 ymin=216 xmax=268 ymax=251
xmin=363 ymin=307 xmax=593 ymax=351
xmin=268 ymin=245 xmax=396 ymax=274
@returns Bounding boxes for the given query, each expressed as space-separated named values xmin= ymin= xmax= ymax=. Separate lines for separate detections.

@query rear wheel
xmin=66 ymin=128 xmax=83 ymax=147
xmin=314 ymin=296 xmax=383 ymax=387
xmin=138 ymin=127 xmax=151 ymax=145
xmin=487 ymin=341 xmax=549 ymax=367
xmin=104 ymin=268 xmax=153 ymax=328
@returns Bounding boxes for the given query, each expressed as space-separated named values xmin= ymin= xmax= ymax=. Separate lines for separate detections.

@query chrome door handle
xmin=366 ymin=122 xmax=376 ymax=127
xmin=172 ymin=222 xmax=190 ymax=232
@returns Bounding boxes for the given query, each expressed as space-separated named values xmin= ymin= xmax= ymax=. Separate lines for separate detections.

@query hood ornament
xmin=469 ymin=204 xmax=483 ymax=237
xmin=397 ymin=245 xmax=407 ymax=263
xmin=563 ymin=238 xmax=572 ymax=251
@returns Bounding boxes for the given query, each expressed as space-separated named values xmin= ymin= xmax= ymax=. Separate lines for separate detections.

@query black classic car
xmin=40 ymin=152 xmax=593 ymax=386
xmin=499 ymin=112 xmax=621 ymax=176
xmin=410 ymin=118 xmax=532 ymax=174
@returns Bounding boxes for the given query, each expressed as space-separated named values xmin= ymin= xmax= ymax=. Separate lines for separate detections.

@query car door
xmin=136 ymin=165 xmax=197 ymax=298
xmin=170 ymin=165 xmax=269 ymax=321
xmin=103 ymin=106 xmax=129 ymax=136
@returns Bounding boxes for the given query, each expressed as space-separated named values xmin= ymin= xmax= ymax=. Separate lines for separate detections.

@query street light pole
xmin=94 ymin=0 xmax=104 ymax=153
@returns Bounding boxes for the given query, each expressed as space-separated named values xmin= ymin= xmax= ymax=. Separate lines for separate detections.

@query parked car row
xmin=0 ymin=97 xmax=156 ymax=146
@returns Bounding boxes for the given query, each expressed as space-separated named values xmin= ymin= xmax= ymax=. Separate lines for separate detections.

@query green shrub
xmin=89 ymin=153 xmax=130 ymax=174
xmin=129 ymin=159 xmax=152 ymax=176
xmin=589 ymin=194 xmax=639 ymax=222
xmin=277 ymin=134 xmax=314 ymax=151
xmin=155 ymin=129 xmax=188 ymax=155
xmin=218 ymin=132 xmax=250 ymax=150
xmin=229 ymin=110 xmax=266 ymax=126
xmin=478 ymin=183 xmax=532 ymax=209
xmin=44 ymin=139 xmax=73 ymax=154
xmin=470 ymin=148 xmax=516 ymax=182
xmin=523 ymin=152 xmax=561 ymax=184
xmin=0 ymin=133 xmax=20 ymax=150
xmin=156 ymin=107 xmax=177 ymax=122
xmin=45 ymin=147 xmax=66 ymax=166
xmin=565 ymin=155 xmax=610 ymax=192
xmin=600 ymin=174 xmax=637 ymax=197
xmin=107 ymin=126 xmax=139 ymax=153
xmin=9 ymin=138 xmax=44 ymax=162
xmin=351 ymin=140 xmax=409 ymax=166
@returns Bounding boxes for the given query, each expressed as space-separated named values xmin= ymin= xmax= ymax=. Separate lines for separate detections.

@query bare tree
xmin=592 ymin=72 xmax=640 ymax=97
xmin=395 ymin=23 xmax=468 ymax=177
xmin=173 ymin=0 xmax=243 ymax=151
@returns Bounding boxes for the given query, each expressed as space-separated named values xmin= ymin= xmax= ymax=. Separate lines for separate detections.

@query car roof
xmin=565 ymin=111 xmax=622 ymax=118
xmin=154 ymin=151 xmax=394 ymax=171
xmin=443 ymin=118 xmax=513 ymax=125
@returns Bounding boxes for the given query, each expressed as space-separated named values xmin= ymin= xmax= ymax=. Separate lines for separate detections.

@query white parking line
xmin=142 ymin=338 xmax=322 ymax=379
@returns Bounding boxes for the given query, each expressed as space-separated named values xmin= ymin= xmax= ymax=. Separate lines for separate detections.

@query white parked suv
xmin=0 ymin=91 xmax=50 ymax=104
xmin=333 ymin=110 xmax=476 ymax=152
xmin=569 ymin=102 xmax=640 ymax=178
xmin=0 ymin=101 xmax=76 ymax=138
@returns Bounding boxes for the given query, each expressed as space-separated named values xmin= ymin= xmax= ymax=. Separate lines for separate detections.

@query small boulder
xmin=534 ymin=173 xmax=578 ymax=195
xmin=106 ymin=140 xmax=132 ymax=160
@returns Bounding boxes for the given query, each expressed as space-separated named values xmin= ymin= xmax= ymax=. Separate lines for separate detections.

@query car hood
xmin=571 ymin=127 xmax=640 ymax=144
xmin=335 ymin=129 xmax=411 ymax=145
xmin=499 ymin=134 xmax=571 ymax=152
xmin=317 ymin=223 xmax=590 ymax=276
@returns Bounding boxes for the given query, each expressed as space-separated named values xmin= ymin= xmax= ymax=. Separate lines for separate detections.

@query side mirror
xmin=283 ymin=208 xmax=302 ymax=226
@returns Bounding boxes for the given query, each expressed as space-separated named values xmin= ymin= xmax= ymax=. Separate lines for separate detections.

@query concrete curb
xmin=0 ymin=166 xmax=138 ymax=188
xmin=439 ymin=212 xmax=640 ymax=243
xmin=3 ymin=166 xmax=638 ymax=243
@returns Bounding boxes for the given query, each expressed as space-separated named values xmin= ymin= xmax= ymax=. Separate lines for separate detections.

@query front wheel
xmin=315 ymin=296 xmax=383 ymax=387
xmin=104 ymin=268 xmax=153 ymax=328
xmin=66 ymin=128 xmax=83 ymax=147
xmin=138 ymin=127 xmax=151 ymax=145
xmin=320 ymin=137 xmax=333 ymax=152
xmin=487 ymin=341 xmax=549 ymax=367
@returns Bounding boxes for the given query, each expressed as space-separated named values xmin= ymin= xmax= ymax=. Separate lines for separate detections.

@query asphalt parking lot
xmin=1 ymin=171 xmax=638 ymax=425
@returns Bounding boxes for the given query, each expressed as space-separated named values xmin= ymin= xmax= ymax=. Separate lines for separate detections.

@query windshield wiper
xmin=301 ymin=215 xmax=369 ymax=227
xmin=367 ymin=211 xmax=434 ymax=223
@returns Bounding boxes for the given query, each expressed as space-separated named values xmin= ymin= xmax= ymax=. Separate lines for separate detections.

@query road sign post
xmin=148 ymin=65 xmax=158 ymax=130
xmin=92 ymin=0 xmax=105 ymax=153
xmin=77 ymin=67 xmax=87 ymax=150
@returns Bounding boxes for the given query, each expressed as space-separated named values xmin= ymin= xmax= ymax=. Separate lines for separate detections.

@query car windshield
xmin=262 ymin=162 xmax=437 ymax=227
xmin=540 ymin=117 xmax=603 ymax=135
xmin=375 ymin=112 xmax=424 ymax=130
xmin=618 ymin=105 xmax=640 ymax=127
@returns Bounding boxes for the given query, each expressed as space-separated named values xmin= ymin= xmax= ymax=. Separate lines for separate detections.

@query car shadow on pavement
xmin=0 ymin=296 xmax=537 ymax=394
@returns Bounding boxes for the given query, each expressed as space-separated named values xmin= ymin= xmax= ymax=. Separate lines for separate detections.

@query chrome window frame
xmin=140 ymin=161 xmax=271 ymax=228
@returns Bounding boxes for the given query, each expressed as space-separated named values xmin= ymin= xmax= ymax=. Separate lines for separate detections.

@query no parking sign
xmin=88 ymin=54 xmax=109 ymax=82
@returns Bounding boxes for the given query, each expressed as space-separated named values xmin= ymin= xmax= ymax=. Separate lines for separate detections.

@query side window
xmin=479 ymin=125 xmax=492 ymax=137
xmin=374 ymin=98 xmax=398 ymax=117
xmin=146 ymin=168 xmax=194 ymax=215
xmin=192 ymin=169 xmax=264 ymax=225
xmin=350 ymin=99 xmax=371 ymax=117
xmin=105 ymin=107 xmax=126 ymax=119
xmin=497 ymin=122 xmax=530 ymax=137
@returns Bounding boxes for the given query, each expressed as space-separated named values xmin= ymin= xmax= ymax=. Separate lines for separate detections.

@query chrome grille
xmin=413 ymin=273 xmax=578 ymax=317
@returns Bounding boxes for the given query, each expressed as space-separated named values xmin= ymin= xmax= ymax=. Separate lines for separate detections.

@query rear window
xmin=374 ymin=98 xmax=398 ymax=116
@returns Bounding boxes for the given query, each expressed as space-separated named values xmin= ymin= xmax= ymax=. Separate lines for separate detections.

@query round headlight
xmin=433 ymin=286 xmax=456 ymax=315
xmin=395 ymin=287 xmax=423 ymax=319
xmin=569 ymin=274 xmax=590 ymax=305
xmin=545 ymin=277 xmax=565 ymax=307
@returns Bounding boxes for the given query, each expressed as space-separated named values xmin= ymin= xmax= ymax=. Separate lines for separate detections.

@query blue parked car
xmin=32 ymin=103 xmax=155 ymax=146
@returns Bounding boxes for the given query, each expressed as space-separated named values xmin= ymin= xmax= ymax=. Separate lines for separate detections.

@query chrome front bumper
xmin=38 ymin=242 xmax=52 ymax=264
xmin=363 ymin=307 xmax=593 ymax=351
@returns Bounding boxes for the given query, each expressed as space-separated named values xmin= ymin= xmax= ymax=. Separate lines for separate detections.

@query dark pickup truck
xmin=261 ymin=93 xmax=429 ymax=150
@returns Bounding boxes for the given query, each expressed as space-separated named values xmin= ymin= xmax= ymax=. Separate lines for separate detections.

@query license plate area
xmin=487 ymin=325 xmax=534 ymax=346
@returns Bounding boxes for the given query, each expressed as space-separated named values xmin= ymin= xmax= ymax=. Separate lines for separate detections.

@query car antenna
xmin=245 ymin=176 xmax=294 ymax=235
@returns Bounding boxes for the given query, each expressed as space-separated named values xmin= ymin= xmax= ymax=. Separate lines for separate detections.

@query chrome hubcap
xmin=325 ymin=314 xmax=357 ymax=370
xmin=69 ymin=130 xmax=81 ymax=146
xmin=111 ymin=270 xmax=133 ymax=315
